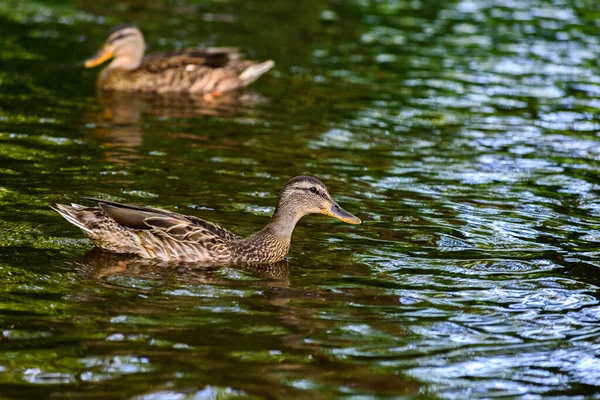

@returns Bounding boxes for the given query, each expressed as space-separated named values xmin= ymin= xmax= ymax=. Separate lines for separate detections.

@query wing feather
xmin=141 ymin=48 xmax=240 ymax=73
xmin=90 ymin=198 xmax=239 ymax=245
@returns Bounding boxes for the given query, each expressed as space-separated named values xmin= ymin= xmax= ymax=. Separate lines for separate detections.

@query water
xmin=1 ymin=0 xmax=600 ymax=398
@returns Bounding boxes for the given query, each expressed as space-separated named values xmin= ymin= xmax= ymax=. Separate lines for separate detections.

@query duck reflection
xmin=76 ymin=248 xmax=290 ymax=286
xmin=87 ymin=89 xmax=268 ymax=164
xmin=98 ymin=90 xmax=267 ymax=122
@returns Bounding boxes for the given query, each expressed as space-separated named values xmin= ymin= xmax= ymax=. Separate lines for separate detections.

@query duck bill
xmin=84 ymin=47 xmax=114 ymax=68
xmin=321 ymin=203 xmax=361 ymax=225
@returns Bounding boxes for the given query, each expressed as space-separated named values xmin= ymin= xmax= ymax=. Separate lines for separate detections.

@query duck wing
xmin=141 ymin=48 xmax=241 ymax=73
xmin=130 ymin=48 xmax=272 ymax=94
xmin=85 ymin=197 xmax=239 ymax=244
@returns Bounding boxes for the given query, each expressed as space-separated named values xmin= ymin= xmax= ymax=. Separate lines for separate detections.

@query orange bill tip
xmin=84 ymin=47 xmax=114 ymax=68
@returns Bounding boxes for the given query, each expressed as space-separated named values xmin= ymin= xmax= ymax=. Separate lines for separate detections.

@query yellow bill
xmin=84 ymin=47 xmax=114 ymax=68
xmin=321 ymin=203 xmax=361 ymax=225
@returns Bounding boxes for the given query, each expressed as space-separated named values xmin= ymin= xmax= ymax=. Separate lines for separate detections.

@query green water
xmin=2 ymin=0 xmax=600 ymax=398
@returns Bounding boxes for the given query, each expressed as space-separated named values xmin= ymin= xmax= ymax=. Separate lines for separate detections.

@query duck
xmin=84 ymin=24 xmax=274 ymax=95
xmin=52 ymin=176 xmax=361 ymax=264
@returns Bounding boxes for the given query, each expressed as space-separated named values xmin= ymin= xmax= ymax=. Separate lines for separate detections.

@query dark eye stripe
xmin=108 ymin=32 xmax=135 ymax=44
xmin=304 ymin=186 xmax=329 ymax=199
xmin=296 ymin=185 xmax=326 ymax=196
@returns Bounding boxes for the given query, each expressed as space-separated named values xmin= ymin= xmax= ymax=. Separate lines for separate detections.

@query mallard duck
xmin=84 ymin=24 xmax=274 ymax=94
xmin=52 ymin=176 xmax=361 ymax=264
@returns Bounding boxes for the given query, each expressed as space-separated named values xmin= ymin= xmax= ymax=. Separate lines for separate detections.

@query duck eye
xmin=309 ymin=187 xmax=318 ymax=194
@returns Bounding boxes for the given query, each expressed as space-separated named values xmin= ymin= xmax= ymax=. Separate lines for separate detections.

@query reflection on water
xmin=77 ymin=248 xmax=291 ymax=284
xmin=1 ymin=0 xmax=600 ymax=398
xmin=98 ymin=90 xmax=269 ymax=123
xmin=87 ymin=90 xmax=270 ymax=164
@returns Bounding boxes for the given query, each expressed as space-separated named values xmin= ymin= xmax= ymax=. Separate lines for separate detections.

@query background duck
xmin=84 ymin=24 xmax=275 ymax=95
xmin=52 ymin=176 xmax=361 ymax=264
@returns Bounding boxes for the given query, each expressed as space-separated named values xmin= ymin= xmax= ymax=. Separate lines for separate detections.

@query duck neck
xmin=236 ymin=205 xmax=305 ymax=263
xmin=266 ymin=204 xmax=305 ymax=238
xmin=108 ymin=55 xmax=142 ymax=71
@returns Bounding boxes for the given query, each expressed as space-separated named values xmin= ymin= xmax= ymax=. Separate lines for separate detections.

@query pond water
xmin=1 ymin=0 xmax=600 ymax=398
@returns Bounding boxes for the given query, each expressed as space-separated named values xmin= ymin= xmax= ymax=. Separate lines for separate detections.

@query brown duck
xmin=84 ymin=24 xmax=274 ymax=95
xmin=52 ymin=176 xmax=361 ymax=264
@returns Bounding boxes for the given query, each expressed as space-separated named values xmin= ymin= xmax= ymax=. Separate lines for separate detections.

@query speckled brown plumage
xmin=85 ymin=25 xmax=274 ymax=94
xmin=52 ymin=176 xmax=361 ymax=264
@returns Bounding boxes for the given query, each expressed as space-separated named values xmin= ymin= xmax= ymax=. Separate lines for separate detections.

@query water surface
xmin=1 ymin=0 xmax=600 ymax=398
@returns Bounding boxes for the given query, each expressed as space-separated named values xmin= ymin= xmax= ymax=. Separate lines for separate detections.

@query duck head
xmin=84 ymin=24 xmax=145 ymax=71
xmin=274 ymin=176 xmax=361 ymax=226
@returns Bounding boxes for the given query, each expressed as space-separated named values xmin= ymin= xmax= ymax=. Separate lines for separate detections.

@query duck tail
xmin=238 ymin=60 xmax=275 ymax=86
